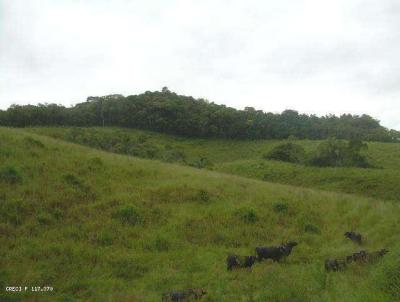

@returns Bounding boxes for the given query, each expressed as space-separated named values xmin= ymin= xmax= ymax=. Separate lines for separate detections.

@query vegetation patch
xmin=187 ymin=156 xmax=213 ymax=168
xmin=96 ymin=230 xmax=114 ymax=246
xmin=63 ymin=173 xmax=83 ymax=187
xmin=264 ymin=142 xmax=306 ymax=163
xmin=308 ymin=138 xmax=371 ymax=168
xmin=0 ymin=166 xmax=22 ymax=184
xmin=273 ymin=202 xmax=289 ymax=214
xmin=234 ymin=206 xmax=258 ymax=224
xmin=112 ymin=204 xmax=141 ymax=225
xmin=150 ymin=186 xmax=214 ymax=204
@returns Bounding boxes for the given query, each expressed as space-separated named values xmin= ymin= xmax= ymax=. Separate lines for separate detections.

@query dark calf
xmin=344 ymin=231 xmax=362 ymax=245
xmin=325 ymin=258 xmax=347 ymax=272
xmin=162 ymin=288 xmax=207 ymax=301
xmin=227 ymin=254 xmax=257 ymax=270
xmin=350 ymin=250 xmax=367 ymax=263
xmin=256 ymin=241 xmax=298 ymax=262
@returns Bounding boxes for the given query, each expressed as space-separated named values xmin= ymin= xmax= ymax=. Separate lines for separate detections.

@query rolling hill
xmin=1 ymin=127 xmax=400 ymax=301
xmin=27 ymin=127 xmax=400 ymax=202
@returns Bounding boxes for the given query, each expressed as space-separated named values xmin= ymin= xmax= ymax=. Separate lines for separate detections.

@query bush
xmin=197 ymin=190 xmax=211 ymax=203
xmin=235 ymin=207 xmax=258 ymax=224
xmin=273 ymin=202 xmax=288 ymax=214
xmin=188 ymin=157 xmax=212 ymax=169
xmin=308 ymin=138 xmax=370 ymax=168
xmin=264 ymin=142 xmax=306 ymax=163
xmin=113 ymin=205 xmax=141 ymax=225
xmin=0 ymin=166 xmax=22 ymax=184
xmin=63 ymin=173 xmax=83 ymax=187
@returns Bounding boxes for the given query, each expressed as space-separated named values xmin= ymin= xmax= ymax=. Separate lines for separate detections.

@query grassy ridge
xmin=27 ymin=127 xmax=400 ymax=202
xmin=1 ymin=127 xmax=400 ymax=301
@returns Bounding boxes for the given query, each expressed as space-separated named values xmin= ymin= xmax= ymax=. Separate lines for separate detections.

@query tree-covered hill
xmin=1 ymin=127 xmax=400 ymax=301
xmin=1 ymin=88 xmax=399 ymax=141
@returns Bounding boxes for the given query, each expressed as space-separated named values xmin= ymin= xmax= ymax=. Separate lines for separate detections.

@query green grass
xmin=27 ymin=127 xmax=400 ymax=202
xmin=1 ymin=127 xmax=400 ymax=301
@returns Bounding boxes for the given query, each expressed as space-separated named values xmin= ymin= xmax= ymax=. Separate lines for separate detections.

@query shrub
xmin=235 ymin=207 xmax=258 ymax=224
xmin=0 ymin=166 xmax=22 ymax=184
xmin=63 ymin=173 xmax=83 ymax=187
xmin=264 ymin=142 xmax=306 ymax=163
xmin=273 ymin=202 xmax=288 ymax=214
xmin=197 ymin=190 xmax=211 ymax=203
xmin=308 ymin=138 xmax=370 ymax=168
xmin=188 ymin=157 xmax=212 ymax=169
xmin=113 ymin=205 xmax=141 ymax=225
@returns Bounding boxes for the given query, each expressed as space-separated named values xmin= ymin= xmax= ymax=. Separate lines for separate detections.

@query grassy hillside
xmin=1 ymin=127 xmax=400 ymax=301
xmin=27 ymin=127 xmax=400 ymax=202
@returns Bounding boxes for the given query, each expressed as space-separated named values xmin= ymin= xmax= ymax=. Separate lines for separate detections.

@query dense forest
xmin=1 ymin=88 xmax=399 ymax=142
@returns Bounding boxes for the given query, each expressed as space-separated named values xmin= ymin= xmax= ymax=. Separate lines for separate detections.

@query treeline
xmin=1 ymin=88 xmax=399 ymax=142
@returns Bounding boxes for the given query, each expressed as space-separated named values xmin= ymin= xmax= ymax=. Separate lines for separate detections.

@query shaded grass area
xmin=0 ymin=127 xmax=400 ymax=301
xmin=27 ymin=127 xmax=400 ymax=202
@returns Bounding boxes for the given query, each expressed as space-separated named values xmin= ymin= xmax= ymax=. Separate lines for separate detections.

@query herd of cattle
xmin=162 ymin=231 xmax=388 ymax=301
xmin=325 ymin=231 xmax=388 ymax=271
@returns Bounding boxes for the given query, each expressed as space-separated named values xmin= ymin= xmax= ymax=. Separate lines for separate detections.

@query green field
xmin=1 ymin=127 xmax=400 ymax=301
xmin=27 ymin=127 xmax=400 ymax=202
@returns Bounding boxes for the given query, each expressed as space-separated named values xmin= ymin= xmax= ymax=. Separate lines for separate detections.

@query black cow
xmin=344 ymin=231 xmax=362 ymax=245
xmin=256 ymin=241 xmax=298 ymax=262
xmin=325 ymin=258 xmax=347 ymax=272
xmin=361 ymin=249 xmax=388 ymax=263
xmin=349 ymin=250 xmax=367 ymax=263
xmin=162 ymin=288 xmax=206 ymax=301
xmin=227 ymin=254 xmax=257 ymax=270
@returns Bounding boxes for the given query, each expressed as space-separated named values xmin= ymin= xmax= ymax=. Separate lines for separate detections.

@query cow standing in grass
xmin=256 ymin=241 xmax=298 ymax=262
xmin=162 ymin=288 xmax=206 ymax=301
xmin=325 ymin=258 xmax=347 ymax=272
xmin=345 ymin=231 xmax=362 ymax=245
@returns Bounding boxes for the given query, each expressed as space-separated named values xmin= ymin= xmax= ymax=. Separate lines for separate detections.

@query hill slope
xmin=27 ymin=127 xmax=400 ymax=202
xmin=1 ymin=127 xmax=400 ymax=301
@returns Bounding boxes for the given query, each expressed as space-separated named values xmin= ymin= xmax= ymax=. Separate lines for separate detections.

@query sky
xmin=0 ymin=0 xmax=399 ymax=130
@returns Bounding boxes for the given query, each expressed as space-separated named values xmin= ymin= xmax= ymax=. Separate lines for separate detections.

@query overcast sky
xmin=1 ymin=0 xmax=399 ymax=130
